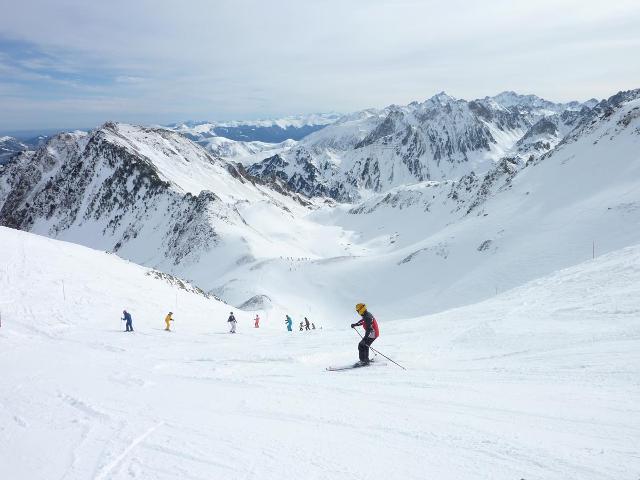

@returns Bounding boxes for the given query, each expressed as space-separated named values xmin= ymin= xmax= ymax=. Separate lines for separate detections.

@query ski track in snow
xmin=0 ymin=227 xmax=640 ymax=479
xmin=93 ymin=422 xmax=164 ymax=480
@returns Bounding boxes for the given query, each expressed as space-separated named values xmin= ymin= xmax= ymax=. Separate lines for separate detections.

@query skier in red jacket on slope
xmin=351 ymin=303 xmax=380 ymax=365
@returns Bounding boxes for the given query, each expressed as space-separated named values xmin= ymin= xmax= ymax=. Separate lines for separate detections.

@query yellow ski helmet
xmin=355 ymin=303 xmax=366 ymax=315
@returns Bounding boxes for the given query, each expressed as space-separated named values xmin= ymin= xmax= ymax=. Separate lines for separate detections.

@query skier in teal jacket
xmin=285 ymin=315 xmax=293 ymax=332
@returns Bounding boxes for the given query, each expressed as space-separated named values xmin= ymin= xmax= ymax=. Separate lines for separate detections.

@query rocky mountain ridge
xmin=247 ymin=91 xmax=600 ymax=201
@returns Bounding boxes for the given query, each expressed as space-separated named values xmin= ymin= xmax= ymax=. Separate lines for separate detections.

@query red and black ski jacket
xmin=354 ymin=311 xmax=379 ymax=339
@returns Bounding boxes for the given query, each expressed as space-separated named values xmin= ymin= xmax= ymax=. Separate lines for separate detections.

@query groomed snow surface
xmin=1 ymin=226 xmax=639 ymax=479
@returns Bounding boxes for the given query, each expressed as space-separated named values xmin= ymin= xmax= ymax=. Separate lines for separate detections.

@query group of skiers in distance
xmin=284 ymin=315 xmax=317 ymax=332
xmin=121 ymin=303 xmax=379 ymax=366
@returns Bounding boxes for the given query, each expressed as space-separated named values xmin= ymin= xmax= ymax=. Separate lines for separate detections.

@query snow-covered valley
xmin=1 ymin=227 xmax=639 ymax=479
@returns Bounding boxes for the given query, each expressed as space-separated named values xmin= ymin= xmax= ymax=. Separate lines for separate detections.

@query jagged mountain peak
xmin=599 ymin=88 xmax=640 ymax=108
xmin=491 ymin=90 xmax=548 ymax=106
xmin=490 ymin=91 xmax=600 ymax=114
xmin=582 ymin=98 xmax=599 ymax=108
xmin=555 ymin=88 xmax=640 ymax=148
xmin=425 ymin=91 xmax=458 ymax=105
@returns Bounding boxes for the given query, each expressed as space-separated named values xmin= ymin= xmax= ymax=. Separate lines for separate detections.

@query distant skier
xmin=254 ymin=314 xmax=260 ymax=328
xmin=311 ymin=322 xmax=316 ymax=330
xmin=164 ymin=311 xmax=174 ymax=331
xmin=285 ymin=315 xmax=293 ymax=332
xmin=351 ymin=303 xmax=380 ymax=365
xmin=228 ymin=312 xmax=237 ymax=333
xmin=304 ymin=317 xmax=311 ymax=331
xmin=299 ymin=321 xmax=304 ymax=331
xmin=122 ymin=309 xmax=133 ymax=332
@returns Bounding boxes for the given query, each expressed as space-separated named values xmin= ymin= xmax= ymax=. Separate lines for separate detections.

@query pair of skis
xmin=326 ymin=359 xmax=386 ymax=371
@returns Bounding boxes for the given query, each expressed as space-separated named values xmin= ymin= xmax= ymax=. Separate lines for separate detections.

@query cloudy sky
xmin=1 ymin=0 xmax=639 ymax=131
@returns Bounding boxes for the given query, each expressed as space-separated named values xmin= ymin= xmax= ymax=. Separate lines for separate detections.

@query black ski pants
xmin=358 ymin=336 xmax=375 ymax=361
xmin=126 ymin=320 xmax=133 ymax=332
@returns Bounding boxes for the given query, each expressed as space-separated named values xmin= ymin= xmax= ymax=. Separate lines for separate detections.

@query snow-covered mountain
xmin=490 ymin=90 xmax=598 ymax=113
xmin=247 ymin=92 xmax=597 ymax=201
xmin=0 ymin=136 xmax=28 ymax=164
xmin=0 ymin=122 xmax=352 ymax=303
xmin=167 ymin=113 xmax=341 ymax=143
xmin=199 ymin=136 xmax=297 ymax=165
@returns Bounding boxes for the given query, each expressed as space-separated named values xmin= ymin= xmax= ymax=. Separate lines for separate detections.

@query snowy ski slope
xmin=1 ymin=227 xmax=639 ymax=479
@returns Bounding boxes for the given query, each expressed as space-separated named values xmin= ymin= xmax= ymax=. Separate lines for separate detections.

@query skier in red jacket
xmin=351 ymin=303 xmax=380 ymax=365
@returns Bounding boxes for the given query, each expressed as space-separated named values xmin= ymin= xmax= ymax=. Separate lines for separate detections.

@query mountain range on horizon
xmin=0 ymin=90 xmax=600 ymax=163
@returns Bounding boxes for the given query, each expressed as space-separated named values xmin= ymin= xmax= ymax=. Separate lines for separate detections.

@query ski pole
xmin=352 ymin=327 xmax=407 ymax=370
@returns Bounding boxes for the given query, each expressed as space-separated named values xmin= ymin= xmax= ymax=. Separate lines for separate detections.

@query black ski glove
xmin=350 ymin=323 xmax=357 ymax=328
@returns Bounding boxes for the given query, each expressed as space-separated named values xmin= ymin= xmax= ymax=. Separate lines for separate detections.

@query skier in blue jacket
xmin=122 ymin=310 xmax=133 ymax=332
xmin=285 ymin=315 xmax=293 ymax=332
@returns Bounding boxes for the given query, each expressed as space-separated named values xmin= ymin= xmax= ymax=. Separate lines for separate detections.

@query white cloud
xmin=0 ymin=0 xmax=639 ymax=130
xmin=115 ymin=76 xmax=145 ymax=84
